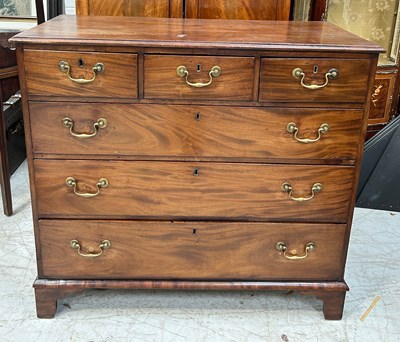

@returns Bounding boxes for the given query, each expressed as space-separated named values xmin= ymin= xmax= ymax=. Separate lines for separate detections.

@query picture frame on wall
xmin=0 ymin=0 xmax=36 ymax=18
xmin=0 ymin=0 xmax=38 ymax=30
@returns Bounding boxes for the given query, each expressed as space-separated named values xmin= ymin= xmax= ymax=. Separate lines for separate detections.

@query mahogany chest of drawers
xmin=12 ymin=15 xmax=383 ymax=319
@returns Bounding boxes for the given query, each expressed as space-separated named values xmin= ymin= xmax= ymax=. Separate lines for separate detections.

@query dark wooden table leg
xmin=0 ymin=103 xmax=13 ymax=216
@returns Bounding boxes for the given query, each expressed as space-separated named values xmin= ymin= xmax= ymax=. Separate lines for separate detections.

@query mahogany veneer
xmin=11 ymin=15 xmax=383 ymax=319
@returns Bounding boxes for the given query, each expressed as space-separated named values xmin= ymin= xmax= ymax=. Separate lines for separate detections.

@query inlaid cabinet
xmin=12 ymin=15 xmax=382 ymax=319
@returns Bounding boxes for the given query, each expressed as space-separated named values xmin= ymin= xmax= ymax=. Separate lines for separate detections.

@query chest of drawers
xmin=12 ymin=15 xmax=383 ymax=319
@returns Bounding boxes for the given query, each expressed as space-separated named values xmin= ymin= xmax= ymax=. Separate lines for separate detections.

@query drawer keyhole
xmin=196 ymin=64 xmax=201 ymax=72
xmin=193 ymin=168 xmax=200 ymax=176
xmin=192 ymin=229 xmax=197 ymax=235
xmin=195 ymin=112 xmax=201 ymax=121
xmin=313 ymin=65 xmax=318 ymax=73
xmin=79 ymin=58 xmax=85 ymax=68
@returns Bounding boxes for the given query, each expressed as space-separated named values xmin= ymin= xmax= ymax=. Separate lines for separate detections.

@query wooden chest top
xmin=12 ymin=15 xmax=383 ymax=53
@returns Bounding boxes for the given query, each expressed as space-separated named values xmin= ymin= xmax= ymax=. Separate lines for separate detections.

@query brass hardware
xmin=70 ymin=239 xmax=111 ymax=258
xmin=193 ymin=167 xmax=200 ymax=176
xmin=275 ymin=241 xmax=315 ymax=260
xmin=292 ymin=67 xmax=338 ymax=90
xmin=177 ymin=65 xmax=221 ymax=88
xmin=281 ymin=182 xmax=322 ymax=202
xmin=62 ymin=117 xmax=107 ymax=139
xmin=65 ymin=177 xmax=109 ymax=198
xmin=58 ymin=60 xmax=105 ymax=84
xmin=286 ymin=122 xmax=329 ymax=143
xmin=194 ymin=112 xmax=201 ymax=121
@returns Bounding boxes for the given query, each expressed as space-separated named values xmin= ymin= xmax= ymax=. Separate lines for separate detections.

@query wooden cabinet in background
xmin=185 ymin=0 xmax=291 ymax=20
xmin=75 ymin=0 xmax=291 ymax=20
xmin=75 ymin=0 xmax=183 ymax=17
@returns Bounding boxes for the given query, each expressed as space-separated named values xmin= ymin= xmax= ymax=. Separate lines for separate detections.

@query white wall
xmin=65 ymin=0 xmax=76 ymax=14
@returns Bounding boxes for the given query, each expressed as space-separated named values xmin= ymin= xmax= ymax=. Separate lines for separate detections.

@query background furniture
xmin=75 ymin=0 xmax=184 ymax=17
xmin=12 ymin=15 xmax=381 ymax=319
xmin=0 ymin=2 xmax=45 ymax=216
xmin=0 ymin=31 xmax=20 ymax=216
xmin=184 ymin=0 xmax=290 ymax=20
xmin=75 ymin=0 xmax=291 ymax=20
xmin=307 ymin=0 xmax=400 ymax=140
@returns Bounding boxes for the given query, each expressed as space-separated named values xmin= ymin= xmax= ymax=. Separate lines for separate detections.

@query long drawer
xmin=30 ymin=102 xmax=363 ymax=162
xmin=23 ymin=50 xmax=138 ymax=98
xmin=259 ymin=58 xmax=371 ymax=103
xmin=39 ymin=220 xmax=347 ymax=280
xmin=144 ymin=55 xmax=254 ymax=100
xmin=34 ymin=160 xmax=355 ymax=222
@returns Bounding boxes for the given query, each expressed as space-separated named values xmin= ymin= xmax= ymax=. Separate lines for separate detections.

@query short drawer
xmin=259 ymin=58 xmax=371 ymax=103
xmin=23 ymin=50 xmax=138 ymax=98
xmin=30 ymin=102 xmax=363 ymax=162
xmin=39 ymin=220 xmax=347 ymax=280
xmin=144 ymin=55 xmax=254 ymax=100
xmin=34 ymin=160 xmax=355 ymax=222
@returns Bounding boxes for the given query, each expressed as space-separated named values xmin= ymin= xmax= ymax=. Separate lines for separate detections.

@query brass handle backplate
xmin=292 ymin=67 xmax=338 ymax=90
xmin=66 ymin=177 xmax=109 ymax=198
xmin=58 ymin=61 xmax=105 ymax=84
xmin=287 ymin=122 xmax=329 ymax=143
xmin=276 ymin=241 xmax=315 ymax=260
xmin=62 ymin=117 xmax=107 ymax=139
xmin=281 ymin=182 xmax=322 ymax=202
xmin=70 ymin=239 xmax=111 ymax=258
xmin=177 ymin=65 xmax=221 ymax=88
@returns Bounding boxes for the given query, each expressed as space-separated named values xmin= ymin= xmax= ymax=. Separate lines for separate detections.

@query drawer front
xmin=30 ymin=102 xmax=363 ymax=162
xmin=144 ymin=55 xmax=254 ymax=100
xmin=259 ymin=58 xmax=371 ymax=103
xmin=24 ymin=50 xmax=138 ymax=98
xmin=39 ymin=220 xmax=346 ymax=280
xmin=34 ymin=160 xmax=355 ymax=222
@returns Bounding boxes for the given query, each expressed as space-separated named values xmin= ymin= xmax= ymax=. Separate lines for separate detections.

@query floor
xmin=0 ymin=161 xmax=399 ymax=342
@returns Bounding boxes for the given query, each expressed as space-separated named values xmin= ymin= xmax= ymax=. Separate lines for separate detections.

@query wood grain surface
xmin=29 ymin=102 xmax=363 ymax=162
xmin=76 ymin=0 xmax=183 ymax=17
xmin=260 ymin=58 xmax=371 ymax=103
xmin=33 ymin=159 xmax=355 ymax=221
xmin=24 ymin=49 xmax=137 ymax=98
xmin=185 ymin=0 xmax=290 ymax=20
xmin=144 ymin=55 xmax=254 ymax=100
xmin=39 ymin=220 xmax=346 ymax=280
xmin=14 ymin=16 xmax=381 ymax=320
xmin=11 ymin=16 xmax=384 ymax=53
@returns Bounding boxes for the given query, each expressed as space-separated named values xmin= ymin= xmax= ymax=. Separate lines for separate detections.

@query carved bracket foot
xmin=299 ymin=290 xmax=347 ymax=320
